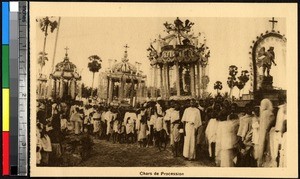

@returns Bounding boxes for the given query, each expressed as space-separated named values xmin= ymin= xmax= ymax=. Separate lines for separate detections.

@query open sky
xmin=36 ymin=17 xmax=286 ymax=97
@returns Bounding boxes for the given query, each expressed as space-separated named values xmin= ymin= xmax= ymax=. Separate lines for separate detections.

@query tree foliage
xmin=37 ymin=51 xmax=49 ymax=68
xmin=214 ymin=81 xmax=223 ymax=94
xmin=88 ymin=55 xmax=102 ymax=73
xmin=37 ymin=17 xmax=58 ymax=35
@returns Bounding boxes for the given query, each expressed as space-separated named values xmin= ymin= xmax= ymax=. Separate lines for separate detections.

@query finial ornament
xmin=269 ymin=17 xmax=278 ymax=31
xmin=64 ymin=46 xmax=69 ymax=56
xmin=122 ymin=44 xmax=129 ymax=62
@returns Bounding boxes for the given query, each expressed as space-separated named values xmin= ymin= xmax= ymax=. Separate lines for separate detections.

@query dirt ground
xmin=79 ymin=138 xmax=215 ymax=167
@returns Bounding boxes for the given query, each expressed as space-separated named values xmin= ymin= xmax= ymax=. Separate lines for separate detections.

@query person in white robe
xmin=164 ymin=102 xmax=180 ymax=147
xmin=60 ymin=114 xmax=68 ymax=133
xmin=205 ymin=112 xmax=219 ymax=159
xmin=105 ymin=107 xmax=114 ymax=141
xmin=257 ymin=99 xmax=275 ymax=167
xmin=124 ymin=112 xmax=137 ymax=134
xmin=124 ymin=111 xmax=137 ymax=143
xmin=279 ymin=120 xmax=287 ymax=167
xmin=137 ymin=108 xmax=147 ymax=147
xmin=70 ymin=107 xmax=83 ymax=135
xmin=112 ymin=118 xmax=120 ymax=143
xmin=215 ymin=110 xmax=228 ymax=166
xmin=36 ymin=123 xmax=43 ymax=165
xmin=146 ymin=109 xmax=156 ymax=147
xmin=40 ymin=128 xmax=52 ymax=166
xmin=100 ymin=108 xmax=107 ymax=139
xmin=93 ymin=108 xmax=101 ymax=138
xmin=269 ymin=101 xmax=286 ymax=167
xmin=181 ymin=99 xmax=202 ymax=160
xmin=236 ymin=103 xmax=256 ymax=167
xmin=216 ymin=105 xmax=239 ymax=167
xmin=69 ymin=103 xmax=78 ymax=118
xmin=252 ymin=106 xmax=260 ymax=160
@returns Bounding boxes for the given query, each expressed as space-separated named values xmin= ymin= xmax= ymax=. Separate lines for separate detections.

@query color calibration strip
xmin=2 ymin=1 xmax=10 ymax=176
xmin=10 ymin=1 xmax=20 ymax=175
xmin=18 ymin=1 xmax=29 ymax=176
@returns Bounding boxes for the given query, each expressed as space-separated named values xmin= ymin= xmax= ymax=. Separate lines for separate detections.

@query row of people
xmin=36 ymin=96 xmax=286 ymax=167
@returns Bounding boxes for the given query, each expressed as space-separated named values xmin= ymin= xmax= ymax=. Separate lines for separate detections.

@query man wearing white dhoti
xmin=181 ymin=99 xmax=201 ymax=160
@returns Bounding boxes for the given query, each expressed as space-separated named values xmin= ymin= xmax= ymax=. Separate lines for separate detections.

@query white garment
xmin=257 ymin=99 xmax=275 ymax=166
xmin=181 ymin=107 xmax=202 ymax=128
xmin=182 ymin=107 xmax=201 ymax=160
xmin=154 ymin=116 xmax=163 ymax=132
xmin=218 ymin=120 xmax=239 ymax=150
xmin=136 ymin=114 xmax=142 ymax=131
xmin=69 ymin=105 xmax=77 ymax=117
xmin=105 ymin=111 xmax=114 ymax=135
xmin=237 ymin=114 xmax=252 ymax=141
xmin=252 ymin=116 xmax=260 ymax=144
xmin=36 ymin=131 xmax=42 ymax=164
xmin=41 ymin=135 xmax=52 ymax=152
xmin=183 ymin=123 xmax=196 ymax=159
xmin=279 ymin=132 xmax=287 ymax=167
xmin=148 ymin=115 xmax=156 ymax=126
xmin=60 ymin=118 xmax=68 ymax=130
xmin=123 ymin=112 xmax=137 ymax=124
xmin=275 ymin=103 xmax=287 ymax=132
xmin=271 ymin=106 xmax=285 ymax=166
xmin=155 ymin=103 xmax=163 ymax=116
xmin=205 ymin=118 xmax=219 ymax=157
xmin=164 ymin=108 xmax=179 ymax=122
xmin=216 ymin=120 xmax=239 ymax=167
xmin=113 ymin=120 xmax=120 ymax=133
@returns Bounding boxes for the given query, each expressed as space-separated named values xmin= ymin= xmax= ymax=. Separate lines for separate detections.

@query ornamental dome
xmin=50 ymin=49 xmax=81 ymax=80
xmin=110 ymin=46 xmax=138 ymax=74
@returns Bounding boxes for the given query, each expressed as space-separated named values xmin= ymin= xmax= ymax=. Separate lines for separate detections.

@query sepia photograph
xmin=29 ymin=2 xmax=297 ymax=177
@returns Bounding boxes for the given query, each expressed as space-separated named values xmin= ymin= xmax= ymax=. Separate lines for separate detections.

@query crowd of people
xmin=36 ymin=95 xmax=287 ymax=167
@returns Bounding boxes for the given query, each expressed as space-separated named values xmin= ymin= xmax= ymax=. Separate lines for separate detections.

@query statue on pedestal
xmin=257 ymin=46 xmax=277 ymax=77
xmin=256 ymin=46 xmax=277 ymax=90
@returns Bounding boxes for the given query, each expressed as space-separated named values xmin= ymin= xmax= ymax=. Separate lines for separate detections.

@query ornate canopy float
xmin=249 ymin=17 xmax=286 ymax=104
xmin=98 ymin=45 xmax=147 ymax=106
xmin=50 ymin=47 xmax=81 ymax=101
xmin=147 ymin=17 xmax=210 ymax=100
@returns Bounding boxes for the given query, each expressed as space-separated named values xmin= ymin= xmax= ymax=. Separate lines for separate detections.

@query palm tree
xmin=88 ymin=55 xmax=102 ymax=97
xmin=214 ymin=81 xmax=223 ymax=94
xmin=227 ymin=65 xmax=238 ymax=98
xmin=37 ymin=51 xmax=48 ymax=75
xmin=36 ymin=17 xmax=58 ymax=74
xmin=236 ymin=70 xmax=250 ymax=99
